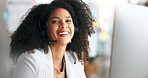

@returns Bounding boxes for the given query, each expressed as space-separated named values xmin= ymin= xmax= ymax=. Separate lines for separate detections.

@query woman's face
xmin=46 ymin=8 xmax=74 ymax=45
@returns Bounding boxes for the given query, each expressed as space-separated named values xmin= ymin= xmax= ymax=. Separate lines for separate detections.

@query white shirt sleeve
xmin=14 ymin=53 xmax=38 ymax=78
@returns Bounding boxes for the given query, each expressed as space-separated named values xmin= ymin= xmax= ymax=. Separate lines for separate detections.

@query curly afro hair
xmin=10 ymin=0 xmax=95 ymax=63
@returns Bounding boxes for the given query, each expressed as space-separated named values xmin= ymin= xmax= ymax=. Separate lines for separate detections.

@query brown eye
xmin=66 ymin=20 xmax=71 ymax=23
xmin=51 ymin=20 xmax=59 ymax=23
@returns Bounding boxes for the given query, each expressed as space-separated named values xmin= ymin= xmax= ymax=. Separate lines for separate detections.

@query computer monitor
xmin=110 ymin=4 xmax=148 ymax=78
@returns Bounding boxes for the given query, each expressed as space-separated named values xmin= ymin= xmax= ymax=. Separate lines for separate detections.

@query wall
xmin=0 ymin=0 xmax=11 ymax=78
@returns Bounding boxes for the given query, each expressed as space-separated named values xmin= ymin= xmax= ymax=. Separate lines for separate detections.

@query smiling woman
xmin=46 ymin=8 xmax=74 ymax=45
xmin=10 ymin=0 xmax=95 ymax=78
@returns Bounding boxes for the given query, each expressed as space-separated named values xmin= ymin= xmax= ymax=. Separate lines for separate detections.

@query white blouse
xmin=11 ymin=46 xmax=86 ymax=78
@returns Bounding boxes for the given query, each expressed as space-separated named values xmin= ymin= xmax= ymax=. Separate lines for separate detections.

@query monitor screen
xmin=110 ymin=4 xmax=148 ymax=78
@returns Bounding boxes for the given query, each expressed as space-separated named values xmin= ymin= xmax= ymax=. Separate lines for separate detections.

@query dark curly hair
xmin=10 ymin=0 xmax=95 ymax=63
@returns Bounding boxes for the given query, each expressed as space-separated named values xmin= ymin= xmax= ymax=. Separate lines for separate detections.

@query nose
xmin=59 ymin=21 xmax=68 ymax=29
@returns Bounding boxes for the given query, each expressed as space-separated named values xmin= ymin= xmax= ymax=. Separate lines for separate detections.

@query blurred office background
xmin=0 ymin=0 xmax=148 ymax=78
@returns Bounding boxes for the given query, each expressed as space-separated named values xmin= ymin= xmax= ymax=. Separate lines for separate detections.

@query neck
xmin=49 ymin=44 xmax=67 ymax=71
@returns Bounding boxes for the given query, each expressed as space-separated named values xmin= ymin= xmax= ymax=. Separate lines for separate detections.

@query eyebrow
xmin=66 ymin=16 xmax=71 ymax=18
xmin=50 ymin=17 xmax=60 ymax=21
xmin=50 ymin=16 xmax=72 ymax=21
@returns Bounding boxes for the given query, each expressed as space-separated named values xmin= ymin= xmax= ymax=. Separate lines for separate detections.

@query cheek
xmin=71 ymin=26 xmax=75 ymax=36
xmin=71 ymin=23 xmax=75 ymax=31
xmin=47 ymin=26 xmax=56 ymax=37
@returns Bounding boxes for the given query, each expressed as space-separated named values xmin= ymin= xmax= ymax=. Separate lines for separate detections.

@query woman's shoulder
xmin=16 ymin=49 xmax=45 ymax=65
xmin=20 ymin=49 xmax=45 ymax=59
xmin=11 ymin=49 xmax=46 ymax=78
xmin=65 ymin=52 xmax=86 ymax=78
xmin=65 ymin=52 xmax=84 ymax=68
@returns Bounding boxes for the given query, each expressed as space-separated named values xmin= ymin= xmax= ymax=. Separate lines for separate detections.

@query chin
xmin=63 ymin=41 xmax=70 ymax=45
xmin=58 ymin=41 xmax=69 ymax=46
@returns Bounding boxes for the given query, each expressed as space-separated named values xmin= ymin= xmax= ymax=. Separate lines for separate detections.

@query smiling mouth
xmin=58 ymin=32 xmax=69 ymax=36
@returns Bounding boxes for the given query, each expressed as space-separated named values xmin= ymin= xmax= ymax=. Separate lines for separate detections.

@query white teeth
xmin=58 ymin=32 xmax=69 ymax=35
